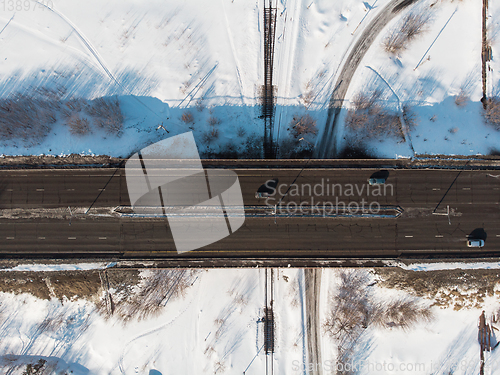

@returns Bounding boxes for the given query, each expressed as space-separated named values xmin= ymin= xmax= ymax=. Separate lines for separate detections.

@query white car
xmin=255 ymin=191 xmax=269 ymax=199
xmin=467 ymin=239 xmax=484 ymax=248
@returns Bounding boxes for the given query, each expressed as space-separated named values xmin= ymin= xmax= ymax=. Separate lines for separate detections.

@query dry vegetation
xmin=236 ymin=126 xmax=246 ymax=138
xmin=67 ymin=114 xmax=91 ymax=136
xmin=0 ymin=94 xmax=57 ymax=145
xmin=483 ymin=97 xmax=500 ymax=130
xmin=323 ymin=270 xmax=433 ymax=372
xmin=289 ymin=113 xmax=317 ymax=139
xmin=202 ymin=128 xmax=220 ymax=144
xmin=0 ymin=91 xmax=124 ymax=142
xmin=384 ymin=10 xmax=432 ymax=55
xmin=102 ymin=269 xmax=198 ymax=322
xmin=345 ymin=90 xmax=405 ymax=141
xmin=207 ymin=116 xmax=220 ymax=126
xmin=454 ymin=89 xmax=469 ymax=107
xmin=85 ymin=97 xmax=124 ymax=136
xmin=181 ymin=111 xmax=194 ymax=124
xmin=375 ymin=267 xmax=500 ymax=310
xmin=22 ymin=359 xmax=47 ymax=375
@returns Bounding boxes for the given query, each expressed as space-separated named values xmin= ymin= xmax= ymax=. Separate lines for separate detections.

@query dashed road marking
xmin=99 ymin=237 xmax=107 ymax=240
xmin=496 ymin=235 xmax=500 ymax=237
xmin=435 ymin=235 xmax=443 ymax=238
xmin=68 ymin=237 xmax=77 ymax=240
xmin=432 ymin=188 xmax=440 ymax=191
xmin=6 ymin=188 xmax=13 ymax=191
xmin=38 ymin=237 xmax=45 ymax=240
xmin=36 ymin=188 xmax=44 ymax=192
xmin=462 ymin=187 xmax=470 ymax=190
xmin=6 ymin=237 xmax=14 ymax=240
xmin=67 ymin=188 xmax=75 ymax=191
xmin=405 ymin=235 xmax=414 ymax=238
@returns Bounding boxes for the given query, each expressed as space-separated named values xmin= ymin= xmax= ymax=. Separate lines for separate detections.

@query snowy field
xmin=0 ymin=0 xmax=498 ymax=158
xmin=0 ymin=266 xmax=499 ymax=374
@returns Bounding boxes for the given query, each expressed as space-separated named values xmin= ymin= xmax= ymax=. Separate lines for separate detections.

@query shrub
xmin=454 ymin=89 xmax=469 ymax=107
xmin=242 ymin=135 xmax=264 ymax=158
xmin=67 ymin=114 xmax=91 ymax=135
xmin=0 ymin=95 xmax=54 ymax=144
xmin=236 ymin=126 xmax=247 ymax=137
xmin=195 ymin=99 xmax=205 ymax=112
xmin=483 ymin=97 xmax=500 ymax=130
xmin=85 ymin=97 xmax=124 ymax=136
xmin=384 ymin=11 xmax=431 ymax=55
xmin=181 ymin=111 xmax=194 ymax=124
xmin=207 ymin=116 xmax=220 ymax=126
xmin=105 ymin=270 xmax=198 ymax=322
xmin=345 ymin=90 xmax=404 ymax=141
xmin=402 ymin=104 xmax=417 ymax=131
xmin=22 ymin=359 xmax=46 ymax=375
xmin=372 ymin=299 xmax=433 ymax=330
xmin=202 ymin=128 xmax=219 ymax=144
xmin=289 ymin=114 xmax=317 ymax=138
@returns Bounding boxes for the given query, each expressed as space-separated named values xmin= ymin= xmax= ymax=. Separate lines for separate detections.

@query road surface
xmin=1 ymin=165 xmax=500 ymax=260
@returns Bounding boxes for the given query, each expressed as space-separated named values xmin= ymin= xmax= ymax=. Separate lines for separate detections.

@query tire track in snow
xmin=32 ymin=1 xmax=172 ymax=126
xmin=0 ymin=14 xmax=15 ymax=36
xmin=314 ymin=0 xmax=421 ymax=158
xmin=117 ymin=276 xmax=202 ymax=375
xmin=34 ymin=1 xmax=118 ymax=85
xmin=221 ymin=0 xmax=246 ymax=105
xmin=275 ymin=0 xmax=303 ymax=155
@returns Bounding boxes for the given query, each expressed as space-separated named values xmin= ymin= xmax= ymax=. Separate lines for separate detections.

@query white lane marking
xmin=36 ymin=188 xmax=44 ymax=192
xmin=6 ymin=237 xmax=14 ymax=240
xmin=435 ymin=235 xmax=443 ymax=238
xmin=99 ymin=237 xmax=107 ymax=240
xmin=98 ymin=188 xmax=105 ymax=191
xmin=405 ymin=235 xmax=413 ymax=238
xmin=6 ymin=189 xmax=13 ymax=191
xmin=67 ymin=188 xmax=75 ymax=191
xmin=68 ymin=237 xmax=77 ymax=240
xmin=38 ymin=237 xmax=45 ymax=240
xmin=432 ymin=188 xmax=440 ymax=191
xmin=462 ymin=187 xmax=470 ymax=190
xmin=496 ymin=235 xmax=500 ymax=237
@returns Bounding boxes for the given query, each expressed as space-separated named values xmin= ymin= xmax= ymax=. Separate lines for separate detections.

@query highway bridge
xmin=1 ymin=159 xmax=500 ymax=263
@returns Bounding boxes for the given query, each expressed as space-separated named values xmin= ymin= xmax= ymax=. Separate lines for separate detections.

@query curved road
xmin=315 ymin=0 xmax=420 ymax=158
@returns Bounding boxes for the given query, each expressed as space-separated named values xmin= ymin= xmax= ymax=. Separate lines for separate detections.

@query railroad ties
xmin=262 ymin=1 xmax=277 ymax=158
xmin=263 ymin=306 xmax=275 ymax=354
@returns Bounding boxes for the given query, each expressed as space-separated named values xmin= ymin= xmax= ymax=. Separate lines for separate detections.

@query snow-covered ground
xmin=0 ymin=267 xmax=499 ymax=374
xmin=0 ymin=0 xmax=498 ymax=158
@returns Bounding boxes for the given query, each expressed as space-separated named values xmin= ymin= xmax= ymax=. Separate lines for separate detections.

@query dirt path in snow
xmin=305 ymin=268 xmax=322 ymax=375
xmin=314 ymin=0 xmax=421 ymax=158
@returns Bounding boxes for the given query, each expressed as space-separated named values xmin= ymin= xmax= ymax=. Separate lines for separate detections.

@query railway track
xmin=263 ymin=0 xmax=278 ymax=158
xmin=264 ymin=268 xmax=275 ymax=375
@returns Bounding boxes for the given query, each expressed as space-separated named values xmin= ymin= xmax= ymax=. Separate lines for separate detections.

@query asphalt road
xmin=1 ymin=166 xmax=499 ymax=259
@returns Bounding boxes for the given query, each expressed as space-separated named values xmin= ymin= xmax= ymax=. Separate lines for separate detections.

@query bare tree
xmin=67 ymin=114 xmax=91 ymax=136
xmin=483 ymin=97 xmax=500 ymax=130
xmin=384 ymin=10 xmax=432 ymax=55
xmin=85 ymin=97 xmax=124 ymax=136
xmin=289 ymin=114 xmax=317 ymax=139
xmin=345 ymin=90 xmax=405 ymax=141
